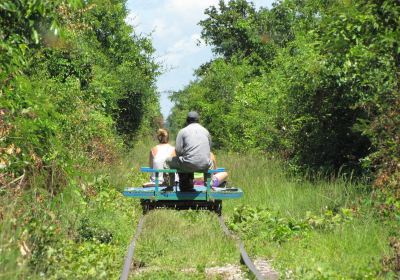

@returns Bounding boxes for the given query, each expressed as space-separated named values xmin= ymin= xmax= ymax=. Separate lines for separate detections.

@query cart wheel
xmin=216 ymin=201 xmax=222 ymax=216
xmin=142 ymin=201 xmax=150 ymax=214
xmin=142 ymin=205 xmax=148 ymax=214
xmin=211 ymin=200 xmax=222 ymax=216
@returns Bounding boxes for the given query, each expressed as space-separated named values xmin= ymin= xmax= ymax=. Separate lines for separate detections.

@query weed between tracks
xmin=130 ymin=210 xmax=240 ymax=280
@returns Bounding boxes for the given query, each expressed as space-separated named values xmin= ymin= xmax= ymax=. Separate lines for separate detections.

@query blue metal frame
xmin=122 ymin=167 xmax=242 ymax=201
xmin=123 ymin=185 xmax=243 ymax=200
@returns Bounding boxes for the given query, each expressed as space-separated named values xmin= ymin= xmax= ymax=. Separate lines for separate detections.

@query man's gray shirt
xmin=175 ymin=123 xmax=211 ymax=171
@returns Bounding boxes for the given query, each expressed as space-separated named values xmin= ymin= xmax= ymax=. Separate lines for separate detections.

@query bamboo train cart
xmin=123 ymin=167 xmax=243 ymax=215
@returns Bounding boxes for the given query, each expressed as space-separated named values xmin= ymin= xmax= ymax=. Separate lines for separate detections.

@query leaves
xmin=229 ymin=205 xmax=355 ymax=244
xmin=1 ymin=2 xmax=159 ymax=276
xmin=171 ymin=0 xmax=400 ymax=185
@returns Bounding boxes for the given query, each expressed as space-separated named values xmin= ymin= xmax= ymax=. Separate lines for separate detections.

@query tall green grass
xmin=0 ymin=141 xmax=150 ymax=280
xmin=215 ymin=151 xmax=394 ymax=279
xmin=2 ymin=140 xmax=393 ymax=279
xmin=218 ymin=152 xmax=363 ymax=217
xmin=0 ymin=192 xmax=29 ymax=279
xmin=123 ymin=146 xmax=394 ymax=279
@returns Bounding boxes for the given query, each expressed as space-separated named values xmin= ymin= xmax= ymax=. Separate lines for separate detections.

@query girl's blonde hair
xmin=157 ymin=128 xmax=169 ymax=144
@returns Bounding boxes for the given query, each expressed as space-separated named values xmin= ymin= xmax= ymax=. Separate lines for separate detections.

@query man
xmin=164 ymin=111 xmax=212 ymax=191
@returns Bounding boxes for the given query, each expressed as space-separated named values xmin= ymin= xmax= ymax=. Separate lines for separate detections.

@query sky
xmin=126 ymin=0 xmax=275 ymax=118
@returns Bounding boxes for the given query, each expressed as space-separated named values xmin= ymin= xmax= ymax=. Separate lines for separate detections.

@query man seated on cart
xmin=164 ymin=111 xmax=213 ymax=191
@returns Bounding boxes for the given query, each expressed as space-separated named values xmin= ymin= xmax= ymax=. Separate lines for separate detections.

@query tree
xmin=199 ymin=0 xmax=276 ymax=68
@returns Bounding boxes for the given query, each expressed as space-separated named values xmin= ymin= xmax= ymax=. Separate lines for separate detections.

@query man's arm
xmin=149 ymin=148 xmax=155 ymax=168
xmin=175 ymin=130 xmax=184 ymax=156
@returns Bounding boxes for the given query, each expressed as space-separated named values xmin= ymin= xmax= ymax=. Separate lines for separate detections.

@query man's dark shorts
xmin=164 ymin=156 xmax=211 ymax=191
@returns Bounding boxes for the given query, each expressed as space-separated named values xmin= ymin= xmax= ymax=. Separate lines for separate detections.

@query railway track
xmin=120 ymin=211 xmax=277 ymax=280
xmin=121 ymin=167 xmax=278 ymax=279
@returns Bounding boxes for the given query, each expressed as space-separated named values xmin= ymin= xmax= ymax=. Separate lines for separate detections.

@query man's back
xmin=176 ymin=123 xmax=211 ymax=171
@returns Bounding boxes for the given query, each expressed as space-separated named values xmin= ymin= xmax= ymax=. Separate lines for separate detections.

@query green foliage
xmin=169 ymin=58 xmax=252 ymax=148
xmin=199 ymin=0 xmax=276 ymax=66
xmin=219 ymin=150 xmax=398 ymax=278
xmin=228 ymin=205 xmax=354 ymax=243
xmin=0 ymin=171 xmax=139 ymax=279
xmin=170 ymin=0 xmax=400 ymax=198
xmin=1 ymin=0 xmax=160 ymax=184
xmin=78 ymin=0 xmax=161 ymax=141
xmin=49 ymin=183 xmax=136 ymax=280
xmin=0 ymin=0 xmax=69 ymax=83
xmin=2 ymin=0 xmax=399 ymax=278
xmin=229 ymin=205 xmax=308 ymax=243
xmin=51 ymin=240 xmax=121 ymax=280
xmin=0 ymin=0 xmax=160 ymax=277
xmin=78 ymin=218 xmax=113 ymax=244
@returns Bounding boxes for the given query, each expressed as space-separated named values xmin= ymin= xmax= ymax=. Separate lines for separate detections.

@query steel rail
xmin=120 ymin=215 xmax=145 ymax=280
xmin=217 ymin=215 xmax=265 ymax=280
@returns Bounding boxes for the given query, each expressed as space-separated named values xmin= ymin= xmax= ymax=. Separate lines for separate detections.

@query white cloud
xmin=126 ymin=0 xmax=276 ymax=117
xmin=126 ymin=0 xmax=220 ymax=41
xmin=164 ymin=0 xmax=219 ymax=21
xmin=151 ymin=18 xmax=181 ymax=40
xmin=169 ymin=33 xmax=201 ymax=54
xmin=126 ymin=1 xmax=215 ymax=70
xmin=161 ymin=33 xmax=203 ymax=66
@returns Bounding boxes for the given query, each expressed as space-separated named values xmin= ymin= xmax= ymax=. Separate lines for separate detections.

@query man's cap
xmin=187 ymin=111 xmax=199 ymax=123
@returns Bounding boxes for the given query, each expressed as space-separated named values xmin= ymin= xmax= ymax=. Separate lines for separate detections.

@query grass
xmin=131 ymin=210 xmax=239 ymax=280
xmin=0 ymin=144 xmax=145 ymax=280
xmin=248 ymin=217 xmax=391 ymax=278
xmin=118 ymin=145 xmax=396 ymax=279
xmin=215 ymin=151 xmax=396 ymax=279
xmin=218 ymin=152 xmax=362 ymax=217
xmin=1 ymin=139 xmax=396 ymax=279
xmin=0 ymin=192 xmax=30 ymax=279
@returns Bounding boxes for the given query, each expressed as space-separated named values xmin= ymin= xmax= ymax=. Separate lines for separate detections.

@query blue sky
xmin=126 ymin=0 xmax=275 ymax=118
